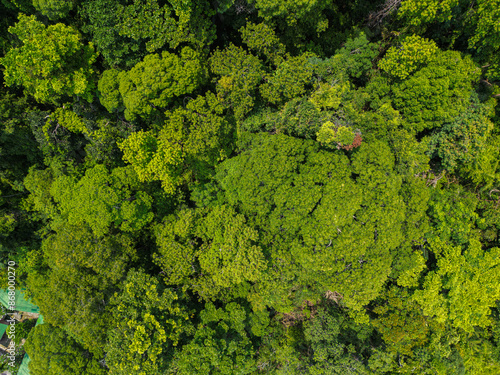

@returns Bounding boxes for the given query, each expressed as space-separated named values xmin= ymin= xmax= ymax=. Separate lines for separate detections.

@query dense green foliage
xmin=1 ymin=1 xmax=500 ymax=374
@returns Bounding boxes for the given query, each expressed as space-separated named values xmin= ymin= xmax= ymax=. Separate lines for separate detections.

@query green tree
xmin=427 ymin=184 xmax=479 ymax=245
xmin=97 ymin=69 xmax=123 ymax=113
xmin=172 ymin=302 xmax=262 ymax=374
xmin=248 ymin=0 xmax=330 ymax=28
xmin=215 ymin=134 xmax=425 ymax=316
xmin=0 ymin=14 xmax=98 ymax=104
xmin=210 ymin=45 xmax=264 ymax=122
xmin=117 ymin=0 xmax=215 ymax=52
xmin=323 ymin=32 xmax=379 ymax=83
xmin=27 ymin=225 xmax=137 ymax=352
xmin=32 ymin=0 xmax=74 ymax=20
xmin=260 ymin=52 xmax=316 ymax=105
xmin=429 ymin=95 xmax=494 ymax=172
xmin=49 ymin=164 xmax=154 ymax=236
xmin=119 ymin=92 xmax=233 ymax=193
xmin=397 ymin=0 xmax=460 ymax=27
xmin=80 ymin=0 xmax=145 ymax=68
xmin=469 ymin=0 xmax=500 ymax=80
xmin=302 ymin=305 xmax=374 ymax=374
xmin=240 ymin=22 xmax=285 ymax=65
xmin=378 ymin=44 xmax=481 ymax=132
xmin=413 ymin=238 xmax=500 ymax=333
xmin=25 ymin=324 xmax=106 ymax=375
xmin=106 ymin=268 xmax=194 ymax=375
xmin=99 ymin=47 xmax=206 ymax=120
xmin=378 ymin=35 xmax=439 ymax=81
xmin=154 ymin=205 xmax=267 ymax=300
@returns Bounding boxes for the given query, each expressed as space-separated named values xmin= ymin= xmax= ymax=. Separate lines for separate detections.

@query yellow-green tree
xmin=413 ymin=238 xmax=500 ymax=333
xmin=0 ymin=14 xmax=97 ymax=104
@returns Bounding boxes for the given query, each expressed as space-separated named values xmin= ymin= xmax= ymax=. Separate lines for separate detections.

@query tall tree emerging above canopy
xmin=0 ymin=14 xmax=98 ymax=104
xmin=210 ymin=133 xmax=429 ymax=316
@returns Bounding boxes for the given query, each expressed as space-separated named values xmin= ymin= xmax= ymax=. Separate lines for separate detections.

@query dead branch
xmin=367 ymin=0 xmax=402 ymax=27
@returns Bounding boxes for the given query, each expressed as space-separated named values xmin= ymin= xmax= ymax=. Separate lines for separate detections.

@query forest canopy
xmin=1 ymin=0 xmax=500 ymax=374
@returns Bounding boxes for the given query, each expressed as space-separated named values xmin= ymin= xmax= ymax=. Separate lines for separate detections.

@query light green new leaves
xmin=413 ymin=238 xmax=500 ymax=333
xmin=1 ymin=14 xmax=97 ymax=104
xmin=119 ymin=129 xmax=183 ymax=194
xmin=196 ymin=206 xmax=267 ymax=292
xmin=106 ymin=269 xmax=193 ymax=375
xmin=379 ymin=35 xmax=439 ymax=80
xmin=49 ymin=107 xmax=88 ymax=134
xmin=316 ymin=121 xmax=356 ymax=149
xmin=398 ymin=0 xmax=459 ymax=26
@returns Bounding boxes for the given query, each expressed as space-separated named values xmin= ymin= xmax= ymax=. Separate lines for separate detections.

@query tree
xmin=26 ymin=225 xmax=137 ymax=352
xmin=303 ymin=305 xmax=374 ymax=374
xmin=154 ymin=205 xmax=267 ymax=300
xmin=117 ymin=0 xmax=215 ymax=52
xmin=427 ymin=184 xmax=479 ymax=245
xmin=378 ymin=40 xmax=481 ymax=132
xmin=429 ymin=94 xmax=494 ymax=173
xmin=105 ymin=269 xmax=194 ymax=375
xmin=80 ymin=0 xmax=145 ymax=68
xmin=248 ymin=0 xmax=331 ymax=28
xmin=468 ymin=0 xmax=500 ymax=80
xmin=397 ymin=0 xmax=459 ymax=27
xmin=98 ymin=47 xmax=206 ymax=120
xmin=378 ymin=35 xmax=439 ymax=81
xmin=32 ymin=0 xmax=74 ymax=20
xmin=260 ymin=52 xmax=317 ymax=105
xmin=25 ymin=324 xmax=106 ymax=375
xmin=323 ymin=32 xmax=379 ymax=83
xmin=49 ymin=164 xmax=154 ymax=237
xmin=215 ymin=133 xmax=425 ymax=316
xmin=210 ymin=45 xmax=264 ymax=122
xmin=119 ymin=92 xmax=233 ymax=193
xmin=0 ymin=14 xmax=98 ymax=104
xmin=172 ymin=302 xmax=262 ymax=374
xmin=240 ymin=22 xmax=285 ymax=65
xmin=413 ymin=238 xmax=500 ymax=333
xmin=97 ymin=69 xmax=124 ymax=113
